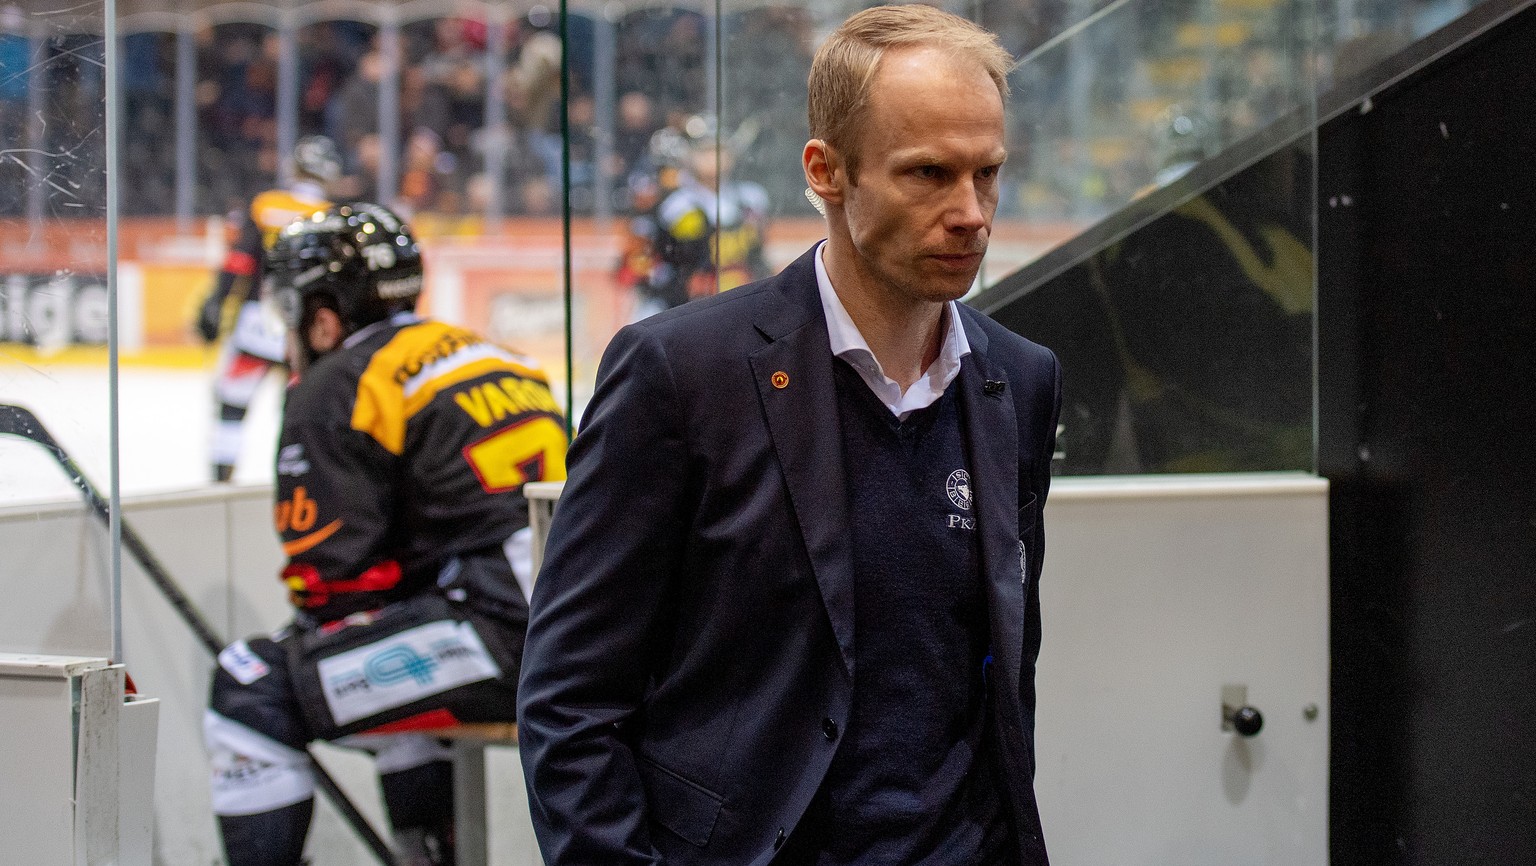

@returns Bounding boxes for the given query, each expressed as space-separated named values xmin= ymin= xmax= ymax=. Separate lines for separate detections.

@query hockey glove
xmin=196 ymin=295 xmax=223 ymax=343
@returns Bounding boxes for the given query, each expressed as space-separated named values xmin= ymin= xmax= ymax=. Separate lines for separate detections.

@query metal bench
xmin=430 ymin=722 xmax=520 ymax=866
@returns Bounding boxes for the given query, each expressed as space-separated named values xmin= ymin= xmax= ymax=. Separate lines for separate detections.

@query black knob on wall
xmin=1230 ymin=705 xmax=1264 ymax=737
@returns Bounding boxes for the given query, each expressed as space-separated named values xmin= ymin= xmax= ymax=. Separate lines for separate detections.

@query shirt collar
xmin=813 ymin=241 xmax=971 ymax=417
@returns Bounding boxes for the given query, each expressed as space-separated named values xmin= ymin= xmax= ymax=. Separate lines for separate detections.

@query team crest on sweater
xmin=946 ymin=469 xmax=972 ymax=511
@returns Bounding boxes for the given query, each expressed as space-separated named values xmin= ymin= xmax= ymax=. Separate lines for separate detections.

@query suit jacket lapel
xmin=958 ymin=312 xmax=1047 ymax=853
xmin=750 ymin=250 xmax=856 ymax=677
xmin=956 ymin=311 xmax=1026 ymax=710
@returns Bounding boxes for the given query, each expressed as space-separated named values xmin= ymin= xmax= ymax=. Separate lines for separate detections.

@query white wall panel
xmin=3 ymin=473 xmax=1328 ymax=864
xmin=1035 ymin=473 xmax=1329 ymax=866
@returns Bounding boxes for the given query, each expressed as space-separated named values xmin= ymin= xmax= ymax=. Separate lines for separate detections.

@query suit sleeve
xmin=1020 ymin=349 xmax=1063 ymax=773
xmin=518 ymin=323 xmax=691 ymax=866
xmin=1031 ymin=351 xmax=1064 ymax=566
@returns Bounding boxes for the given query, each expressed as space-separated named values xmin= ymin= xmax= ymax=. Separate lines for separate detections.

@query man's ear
xmin=803 ymin=139 xmax=845 ymax=207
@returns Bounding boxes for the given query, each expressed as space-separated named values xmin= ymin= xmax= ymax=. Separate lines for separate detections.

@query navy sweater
xmin=789 ymin=359 xmax=1006 ymax=865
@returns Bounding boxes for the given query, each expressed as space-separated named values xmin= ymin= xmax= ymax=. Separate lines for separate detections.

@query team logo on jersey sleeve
xmin=277 ymin=443 xmax=310 ymax=476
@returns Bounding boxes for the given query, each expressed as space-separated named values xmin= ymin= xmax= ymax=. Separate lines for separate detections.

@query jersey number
xmin=462 ymin=416 xmax=567 ymax=493
xmin=361 ymin=243 xmax=397 ymax=270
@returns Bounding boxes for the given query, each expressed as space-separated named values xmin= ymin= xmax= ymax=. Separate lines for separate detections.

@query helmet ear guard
xmin=265 ymin=202 xmax=423 ymax=340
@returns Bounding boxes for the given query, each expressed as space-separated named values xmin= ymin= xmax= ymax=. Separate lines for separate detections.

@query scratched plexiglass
xmin=0 ymin=0 xmax=115 ymax=656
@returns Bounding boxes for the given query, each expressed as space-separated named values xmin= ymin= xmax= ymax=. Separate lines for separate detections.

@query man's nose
xmin=945 ymin=179 xmax=989 ymax=233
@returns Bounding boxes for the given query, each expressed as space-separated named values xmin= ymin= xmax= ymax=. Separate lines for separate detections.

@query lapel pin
xmin=771 ymin=371 xmax=790 ymax=389
xmin=983 ymin=379 xmax=1006 ymax=396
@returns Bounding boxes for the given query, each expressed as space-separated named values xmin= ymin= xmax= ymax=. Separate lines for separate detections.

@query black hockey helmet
xmin=292 ymin=134 xmax=343 ymax=183
xmin=265 ymin=202 xmax=424 ymax=335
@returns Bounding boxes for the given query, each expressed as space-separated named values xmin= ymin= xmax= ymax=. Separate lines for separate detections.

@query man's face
xmin=691 ymin=144 xmax=729 ymax=188
xmin=839 ymin=46 xmax=1006 ymax=306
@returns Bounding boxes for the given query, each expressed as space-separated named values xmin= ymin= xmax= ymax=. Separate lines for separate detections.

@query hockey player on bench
xmin=203 ymin=202 xmax=566 ymax=866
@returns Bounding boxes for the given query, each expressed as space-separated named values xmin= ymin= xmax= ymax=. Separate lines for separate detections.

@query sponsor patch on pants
xmin=316 ymin=620 xmax=499 ymax=725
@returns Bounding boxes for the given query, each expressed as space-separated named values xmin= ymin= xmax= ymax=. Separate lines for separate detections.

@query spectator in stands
xmin=721 ymin=7 xmax=815 ymax=209
xmin=611 ymin=90 xmax=662 ymax=212
xmin=564 ymin=91 xmax=600 ymax=213
xmin=503 ymin=13 xmax=563 ymax=200
xmin=296 ymin=24 xmax=355 ymax=139
xmin=653 ymin=11 xmax=706 ymax=119
xmin=120 ymin=33 xmax=175 ymax=214
xmin=464 ymin=86 xmax=545 ymax=217
xmin=417 ymin=17 xmax=486 ymax=175
xmin=326 ymin=45 xmax=384 ymax=179
xmin=396 ymin=126 xmax=450 ymax=217
xmin=331 ymin=130 xmax=382 ymax=203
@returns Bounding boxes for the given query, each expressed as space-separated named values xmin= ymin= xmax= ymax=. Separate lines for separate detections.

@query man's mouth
xmin=930 ymin=251 xmax=985 ymax=269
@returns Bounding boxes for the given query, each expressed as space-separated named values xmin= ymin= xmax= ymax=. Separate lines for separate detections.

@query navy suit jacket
xmin=518 ymin=245 xmax=1061 ymax=865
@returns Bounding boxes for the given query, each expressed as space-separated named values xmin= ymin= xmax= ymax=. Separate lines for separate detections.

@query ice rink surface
xmin=0 ymin=358 xmax=286 ymax=506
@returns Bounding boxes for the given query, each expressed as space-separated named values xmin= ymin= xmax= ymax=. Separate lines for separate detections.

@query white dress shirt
xmin=814 ymin=241 xmax=971 ymax=420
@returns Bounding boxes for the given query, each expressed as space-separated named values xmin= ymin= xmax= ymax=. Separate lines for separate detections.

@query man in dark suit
xmin=518 ymin=6 xmax=1061 ymax=864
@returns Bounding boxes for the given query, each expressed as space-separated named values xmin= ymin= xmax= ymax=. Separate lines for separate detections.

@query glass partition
xmin=559 ymin=0 xmax=1489 ymax=472
xmin=0 ymin=0 xmax=1484 ymax=497
xmin=594 ymin=0 xmax=1322 ymax=478
xmin=0 ymin=0 xmax=1508 ymax=646
xmin=975 ymin=0 xmax=1322 ymax=476
xmin=982 ymin=0 xmax=1322 ymax=277
xmin=0 ymin=0 xmax=115 ymax=657
xmin=977 ymin=0 xmax=1489 ymax=274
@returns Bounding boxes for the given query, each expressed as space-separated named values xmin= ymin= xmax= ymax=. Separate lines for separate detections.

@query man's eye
xmin=914 ymin=165 xmax=941 ymax=179
xmin=978 ymin=166 xmax=999 ymax=180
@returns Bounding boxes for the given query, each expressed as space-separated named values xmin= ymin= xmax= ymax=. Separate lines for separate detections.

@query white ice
xmin=0 ymin=361 xmax=284 ymax=506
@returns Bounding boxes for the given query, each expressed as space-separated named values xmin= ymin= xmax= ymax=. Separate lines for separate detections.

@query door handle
xmin=1221 ymin=684 xmax=1264 ymax=737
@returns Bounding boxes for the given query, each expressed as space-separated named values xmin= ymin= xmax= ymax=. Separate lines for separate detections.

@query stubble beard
xmin=913 ymin=241 xmax=988 ymax=305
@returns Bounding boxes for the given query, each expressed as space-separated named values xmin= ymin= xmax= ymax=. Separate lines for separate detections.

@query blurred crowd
xmin=1 ymin=0 xmax=1447 ymax=226
xmin=106 ymin=7 xmax=816 ymax=223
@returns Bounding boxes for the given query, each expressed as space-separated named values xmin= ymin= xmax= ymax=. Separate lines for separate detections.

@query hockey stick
xmin=0 ymin=402 xmax=398 ymax=866
xmin=1 ymin=403 xmax=226 ymax=654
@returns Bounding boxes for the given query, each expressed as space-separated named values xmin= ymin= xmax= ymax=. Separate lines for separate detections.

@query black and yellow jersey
xmin=221 ymin=181 xmax=332 ymax=285
xmin=645 ymin=178 xmax=771 ymax=308
xmin=274 ymin=312 xmax=567 ymax=622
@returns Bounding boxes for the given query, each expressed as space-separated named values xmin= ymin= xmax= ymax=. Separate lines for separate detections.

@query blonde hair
xmin=807 ymin=4 xmax=1014 ymax=179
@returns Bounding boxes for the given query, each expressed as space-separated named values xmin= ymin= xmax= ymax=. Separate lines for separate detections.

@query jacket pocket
xmin=638 ymin=755 xmax=724 ymax=848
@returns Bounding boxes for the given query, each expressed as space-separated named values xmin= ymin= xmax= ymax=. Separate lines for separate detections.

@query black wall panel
xmin=990 ymin=149 xmax=1315 ymax=476
xmin=1318 ymin=4 xmax=1536 ymax=863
